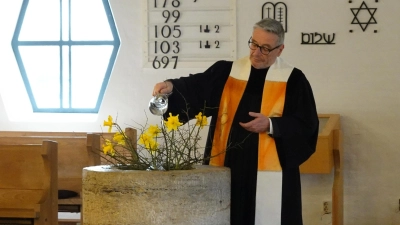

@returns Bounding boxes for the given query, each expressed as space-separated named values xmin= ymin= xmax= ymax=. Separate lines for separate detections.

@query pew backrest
xmin=0 ymin=129 xmax=137 ymax=218
xmin=0 ymin=136 xmax=94 ymax=194
xmin=0 ymin=140 xmax=58 ymax=225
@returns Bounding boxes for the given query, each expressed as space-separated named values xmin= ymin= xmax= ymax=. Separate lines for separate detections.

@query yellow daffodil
xmin=138 ymin=133 xmax=151 ymax=145
xmin=139 ymin=133 xmax=158 ymax=151
xmin=103 ymin=115 xmax=114 ymax=132
xmin=147 ymin=139 xmax=158 ymax=151
xmin=102 ymin=139 xmax=115 ymax=156
xmin=113 ymin=132 xmax=126 ymax=145
xmin=99 ymin=110 xmax=214 ymax=170
xmin=195 ymin=112 xmax=208 ymax=128
xmin=146 ymin=125 xmax=161 ymax=137
xmin=164 ymin=113 xmax=183 ymax=132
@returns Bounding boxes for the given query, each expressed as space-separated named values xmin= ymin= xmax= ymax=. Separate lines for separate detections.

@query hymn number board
xmin=144 ymin=0 xmax=237 ymax=69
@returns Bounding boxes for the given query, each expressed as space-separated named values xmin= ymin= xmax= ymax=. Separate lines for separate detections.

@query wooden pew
xmin=0 ymin=129 xmax=137 ymax=225
xmin=0 ymin=140 xmax=58 ymax=225
xmin=0 ymin=135 xmax=97 ymax=213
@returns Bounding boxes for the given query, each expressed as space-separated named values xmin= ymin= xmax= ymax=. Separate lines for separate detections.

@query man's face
xmin=249 ymin=28 xmax=284 ymax=69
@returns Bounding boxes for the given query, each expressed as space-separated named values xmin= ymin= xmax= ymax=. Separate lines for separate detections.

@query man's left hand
xmin=239 ymin=112 xmax=270 ymax=133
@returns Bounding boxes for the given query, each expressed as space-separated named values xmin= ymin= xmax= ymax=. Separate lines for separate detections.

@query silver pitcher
xmin=148 ymin=94 xmax=169 ymax=116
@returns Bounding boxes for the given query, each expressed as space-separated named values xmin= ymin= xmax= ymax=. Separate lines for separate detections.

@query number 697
xmin=152 ymin=56 xmax=178 ymax=69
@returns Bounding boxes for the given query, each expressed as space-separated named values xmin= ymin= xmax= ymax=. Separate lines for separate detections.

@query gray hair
xmin=253 ymin=18 xmax=285 ymax=46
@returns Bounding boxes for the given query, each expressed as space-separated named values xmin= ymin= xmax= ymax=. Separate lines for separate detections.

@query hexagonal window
xmin=12 ymin=0 xmax=120 ymax=113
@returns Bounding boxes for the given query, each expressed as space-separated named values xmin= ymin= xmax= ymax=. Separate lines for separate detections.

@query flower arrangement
xmin=101 ymin=111 xmax=209 ymax=171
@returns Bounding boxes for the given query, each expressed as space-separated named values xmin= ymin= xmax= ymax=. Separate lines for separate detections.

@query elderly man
xmin=152 ymin=18 xmax=319 ymax=225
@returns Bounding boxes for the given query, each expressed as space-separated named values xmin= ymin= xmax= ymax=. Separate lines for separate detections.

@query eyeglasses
xmin=248 ymin=37 xmax=281 ymax=55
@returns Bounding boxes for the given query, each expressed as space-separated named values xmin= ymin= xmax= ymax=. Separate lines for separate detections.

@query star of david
xmin=350 ymin=1 xmax=377 ymax=32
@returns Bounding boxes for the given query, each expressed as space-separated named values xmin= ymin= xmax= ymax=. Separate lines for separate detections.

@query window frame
xmin=11 ymin=0 xmax=120 ymax=113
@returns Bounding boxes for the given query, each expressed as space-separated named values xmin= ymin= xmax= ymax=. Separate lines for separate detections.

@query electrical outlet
xmin=323 ymin=201 xmax=332 ymax=214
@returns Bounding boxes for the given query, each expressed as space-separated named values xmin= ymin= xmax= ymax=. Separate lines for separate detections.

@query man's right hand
xmin=153 ymin=81 xmax=173 ymax=96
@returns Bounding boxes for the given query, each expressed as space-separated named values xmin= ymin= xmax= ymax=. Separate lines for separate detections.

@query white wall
xmin=1 ymin=0 xmax=400 ymax=224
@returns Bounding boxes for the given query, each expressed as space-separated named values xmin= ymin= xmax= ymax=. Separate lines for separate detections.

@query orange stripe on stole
xmin=258 ymin=81 xmax=286 ymax=171
xmin=209 ymin=78 xmax=287 ymax=171
xmin=209 ymin=76 xmax=246 ymax=167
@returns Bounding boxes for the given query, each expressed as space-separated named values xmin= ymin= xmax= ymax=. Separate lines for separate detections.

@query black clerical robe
xmin=165 ymin=56 xmax=319 ymax=225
